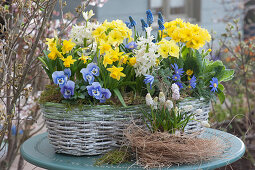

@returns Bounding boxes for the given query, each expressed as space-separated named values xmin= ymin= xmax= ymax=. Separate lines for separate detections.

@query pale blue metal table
xmin=20 ymin=128 xmax=245 ymax=170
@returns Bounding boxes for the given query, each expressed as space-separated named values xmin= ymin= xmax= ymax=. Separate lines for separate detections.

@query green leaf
xmin=80 ymin=85 xmax=86 ymax=91
xmin=38 ymin=57 xmax=47 ymax=67
xmin=113 ymin=88 xmax=127 ymax=107
xmin=218 ymin=69 xmax=234 ymax=82
xmin=218 ymin=84 xmax=224 ymax=91
xmin=217 ymin=90 xmax=225 ymax=104
xmin=78 ymin=93 xmax=85 ymax=99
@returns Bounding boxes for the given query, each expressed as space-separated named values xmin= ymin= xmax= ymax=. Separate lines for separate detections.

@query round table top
xmin=20 ymin=128 xmax=245 ymax=170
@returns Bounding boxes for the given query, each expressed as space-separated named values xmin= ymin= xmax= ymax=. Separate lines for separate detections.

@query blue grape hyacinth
xmin=146 ymin=9 xmax=154 ymax=26
xmin=144 ymin=74 xmax=154 ymax=89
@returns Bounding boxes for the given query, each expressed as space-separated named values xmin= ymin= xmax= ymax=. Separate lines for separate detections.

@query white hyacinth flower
xmin=159 ymin=92 xmax=166 ymax=104
xmin=145 ymin=93 xmax=153 ymax=106
xmin=153 ymin=97 xmax=158 ymax=110
xmin=164 ymin=100 xmax=173 ymax=112
xmin=183 ymin=105 xmax=193 ymax=112
xmin=171 ymin=83 xmax=180 ymax=100
xmin=83 ymin=10 xmax=94 ymax=21
xmin=201 ymin=121 xmax=210 ymax=128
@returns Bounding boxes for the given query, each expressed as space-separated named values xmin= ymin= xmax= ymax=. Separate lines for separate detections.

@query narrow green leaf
xmin=113 ymin=88 xmax=127 ymax=107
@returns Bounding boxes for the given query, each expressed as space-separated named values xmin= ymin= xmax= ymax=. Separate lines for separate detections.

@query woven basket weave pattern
xmin=179 ymin=98 xmax=211 ymax=134
xmin=41 ymin=103 xmax=145 ymax=156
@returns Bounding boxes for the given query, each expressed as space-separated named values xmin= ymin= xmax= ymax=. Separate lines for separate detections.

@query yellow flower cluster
xmin=157 ymin=39 xmax=180 ymax=58
xmin=163 ymin=18 xmax=211 ymax=49
xmin=92 ymin=20 xmax=133 ymax=46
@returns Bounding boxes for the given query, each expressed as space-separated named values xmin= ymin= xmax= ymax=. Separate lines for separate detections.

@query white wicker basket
xmin=41 ymin=102 xmax=146 ymax=156
xmin=179 ymin=97 xmax=211 ymax=134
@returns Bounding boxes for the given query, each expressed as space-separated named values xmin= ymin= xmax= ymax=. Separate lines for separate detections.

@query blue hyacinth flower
xmin=172 ymin=74 xmax=181 ymax=81
xmin=146 ymin=9 xmax=154 ymax=26
xmin=87 ymin=82 xmax=102 ymax=100
xmin=190 ymin=75 xmax=197 ymax=89
xmin=144 ymin=74 xmax=154 ymax=89
xmin=158 ymin=12 xmax=164 ymax=23
xmin=141 ymin=19 xmax=148 ymax=31
xmin=158 ymin=20 xmax=165 ymax=30
xmin=209 ymin=77 xmax=218 ymax=92
xmin=100 ymin=88 xmax=112 ymax=103
xmin=80 ymin=68 xmax=94 ymax=84
xmin=60 ymin=80 xmax=75 ymax=99
xmin=176 ymin=82 xmax=183 ymax=90
xmin=125 ymin=21 xmax=132 ymax=29
xmin=64 ymin=68 xmax=71 ymax=78
xmin=129 ymin=16 xmax=136 ymax=27
xmin=125 ymin=41 xmax=137 ymax=50
xmin=52 ymin=71 xmax=67 ymax=88
xmin=87 ymin=63 xmax=100 ymax=77
xmin=171 ymin=63 xmax=184 ymax=76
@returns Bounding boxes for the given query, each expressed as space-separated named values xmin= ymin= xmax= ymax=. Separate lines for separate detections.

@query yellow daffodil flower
xmin=79 ymin=55 xmax=90 ymax=64
xmin=99 ymin=43 xmax=111 ymax=55
xmin=107 ymin=30 xmax=124 ymax=46
xmin=62 ymin=55 xmax=76 ymax=67
xmin=46 ymin=38 xmax=56 ymax=51
xmin=48 ymin=47 xmax=63 ymax=60
xmin=103 ymin=54 xmax=113 ymax=67
xmin=62 ymin=39 xmax=76 ymax=54
xmin=129 ymin=57 xmax=136 ymax=66
xmin=107 ymin=66 xmax=126 ymax=80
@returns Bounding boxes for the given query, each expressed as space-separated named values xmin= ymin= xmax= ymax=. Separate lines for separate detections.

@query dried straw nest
xmin=125 ymin=126 xmax=225 ymax=168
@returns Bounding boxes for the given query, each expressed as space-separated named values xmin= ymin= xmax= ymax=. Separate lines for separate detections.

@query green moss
xmin=94 ymin=148 xmax=131 ymax=166
xmin=39 ymin=84 xmax=63 ymax=104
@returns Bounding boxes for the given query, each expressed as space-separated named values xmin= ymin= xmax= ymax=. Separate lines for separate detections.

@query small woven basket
xmin=41 ymin=102 xmax=146 ymax=156
xmin=179 ymin=97 xmax=211 ymax=134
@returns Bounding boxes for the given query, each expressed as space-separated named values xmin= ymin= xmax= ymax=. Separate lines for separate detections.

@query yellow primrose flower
xmin=158 ymin=43 xmax=170 ymax=58
xmin=169 ymin=41 xmax=179 ymax=58
xmin=48 ymin=47 xmax=63 ymax=60
xmin=107 ymin=66 xmax=126 ymax=80
xmin=46 ymin=38 xmax=56 ymax=51
xmin=62 ymin=55 xmax=76 ymax=67
xmin=79 ymin=55 xmax=90 ymax=64
xmin=92 ymin=26 xmax=106 ymax=39
xmin=186 ymin=69 xmax=193 ymax=76
xmin=103 ymin=54 xmax=113 ymax=67
xmin=129 ymin=57 xmax=136 ymax=66
xmin=99 ymin=43 xmax=111 ymax=55
xmin=62 ymin=39 xmax=76 ymax=54
xmin=108 ymin=30 xmax=124 ymax=46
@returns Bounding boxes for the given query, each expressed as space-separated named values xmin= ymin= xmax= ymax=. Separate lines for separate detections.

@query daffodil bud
xmin=201 ymin=121 xmax=210 ymax=128
xmin=145 ymin=93 xmax=153 ymax=106
xmin=159 ymin=92 xmax=166 ymax=104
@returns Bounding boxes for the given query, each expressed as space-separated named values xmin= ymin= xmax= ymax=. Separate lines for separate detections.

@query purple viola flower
xmin=144 ymin=74 xmax=154 ymax=89
xmin=171 ymin=63 xmax=184 ymax=76
xmin=87 ymin=82 xmax=102 ymax=100
xmin=100 ymin=88 xmax=111 ymax=103
xmin=209 ymin=77 xmax=218 ymax=92
xmin=52 ymin=71 xmax=67 ymax=88
xmin=125 ymin=42 xmax=137 ymax=50
xmin=146 ymin=9 xmax=154 ymax=26
xmin=176 ymin=82 xmax=183 ymax=90
xmin=129 ymin=16 xmax=136 ymax=27
xmin=190 ymin=75 xmax=197 ymax=89
xmin=141 ymin=19 xmax=148 ymax=31
xmin=87 ymin=63 xmax=100 ymax=77
xmin=60 ymin=80 xmax=75 ymax=99
xmin=64 ymin=68 xmax=71 ymax=78
xmin=80 ymin=68 xmax=94 ymax=84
